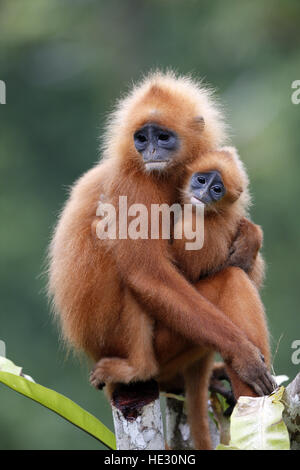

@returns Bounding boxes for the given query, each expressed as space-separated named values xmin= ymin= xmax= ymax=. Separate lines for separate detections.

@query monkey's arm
xmin=228 ymin=218 xmax=265 ymax=288
xmin=114 ymin=238 xmax=274 ymax=396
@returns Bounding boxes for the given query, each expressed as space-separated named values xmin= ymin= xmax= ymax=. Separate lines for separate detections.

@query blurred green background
xmin=0 ymin=0 xmax=299 ymax=449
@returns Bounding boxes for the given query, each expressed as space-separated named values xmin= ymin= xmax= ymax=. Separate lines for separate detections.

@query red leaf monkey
xmin=48 ymin=73 xmax=274 ymax=431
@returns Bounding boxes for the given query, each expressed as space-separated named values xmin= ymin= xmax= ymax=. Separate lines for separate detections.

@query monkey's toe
xmin=90 ymin=370 xmax=105 ymax=389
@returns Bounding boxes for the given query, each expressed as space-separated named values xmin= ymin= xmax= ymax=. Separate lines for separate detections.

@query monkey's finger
xmin=262 ymin=371 xmax=277 ymax=394
xmin=258 ymin=377 xmax=272 ymax=396
xmin=89 ymin=369 xmax=105 ymax=390
xmin=251 ymin=381 xmax=265 ymax=397
xmin=90 ymin=377 xmax=105 ymax=390
xmin=91 ymin=378 xmax=105 ymax=390
xmin=258 ymin=370 xmax=276 ymax=395
xmin=256 ymin=372 xmax=275 ymax=396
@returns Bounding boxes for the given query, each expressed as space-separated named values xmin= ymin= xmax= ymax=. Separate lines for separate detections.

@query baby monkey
xmin=172 ymin=145 xmax=265 ymax=287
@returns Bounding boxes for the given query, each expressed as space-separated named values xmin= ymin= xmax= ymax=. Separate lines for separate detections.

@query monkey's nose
xmin=196 ymin=189 xmax=212 ymax=205
xmin=143 ymin=145 xmax=158 ymax=161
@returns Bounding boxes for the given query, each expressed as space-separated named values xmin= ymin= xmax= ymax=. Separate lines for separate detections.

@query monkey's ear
xmin=191 ymin=116 xmax=205 ymax=131
xmin=229 ymin=186 xmax=243 ymax=202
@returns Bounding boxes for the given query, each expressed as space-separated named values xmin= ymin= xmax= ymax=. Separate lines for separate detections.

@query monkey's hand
xmin=227 ymin=343 xmax=276 ymax=396
xmin=209 ymin=362 xmax=236 ymax=413
xmin=228 ymin=218 xmax=263 ymax=273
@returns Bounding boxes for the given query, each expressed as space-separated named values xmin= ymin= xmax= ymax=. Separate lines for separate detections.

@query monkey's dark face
xmin=134 ymin=123 xmax=179 ymax=172
xmin=189 ymin=171 xmax=226 ymax=207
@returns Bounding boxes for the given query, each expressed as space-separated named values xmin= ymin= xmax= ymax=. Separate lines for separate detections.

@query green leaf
xmin=217 ymin=387 xmax=290 ymax=450
xmin=215 ymin=392 xmax=230 ymax=413
xmin=0 ymin=371 xmax=116 ymax=450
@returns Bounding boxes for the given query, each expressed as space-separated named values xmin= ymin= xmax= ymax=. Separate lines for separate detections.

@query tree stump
xmin=111 ymin=380 xmax=165 ymax=450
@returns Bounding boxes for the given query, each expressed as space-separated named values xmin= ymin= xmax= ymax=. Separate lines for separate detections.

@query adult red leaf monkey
xmin=48 ymin=72 xmax=274 ymax=411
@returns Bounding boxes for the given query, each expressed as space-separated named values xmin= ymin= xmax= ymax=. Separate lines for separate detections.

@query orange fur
xmin=48 ymin=72 xmax=273 ymax=450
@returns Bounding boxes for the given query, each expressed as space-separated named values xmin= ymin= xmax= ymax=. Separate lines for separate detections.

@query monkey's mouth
xmin=144 ymin=161 xmax=169 ymax=171
xmin=190 ymin=195 xmax=205 ymax=206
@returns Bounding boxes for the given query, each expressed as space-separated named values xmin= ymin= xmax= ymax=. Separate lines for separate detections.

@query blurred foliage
xmin=0 ymin=364 xmax=116 ymax=450
xmin=0 ymin=0 xmax=299 ymax=449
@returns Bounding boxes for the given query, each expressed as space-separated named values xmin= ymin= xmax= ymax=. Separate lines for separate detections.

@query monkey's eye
xmin=134 ymin=131 xmax=148 ymax=151
xmin=210 ymin=184 xmax=225 ymax=200
xmin=136 ymin=133 xmax=147 ymax=143
xmin=212 ymin=185 xmax=222 ymax=194
xmin=158 ymin=133 xmax=170 ymax=142
xmin=197 ymin=176 xmax=206 ymax=185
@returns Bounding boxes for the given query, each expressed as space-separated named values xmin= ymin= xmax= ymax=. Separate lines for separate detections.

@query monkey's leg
xmin=195 ymin=267 xmax=271 ymax=399
xmin=184 ymin=352 xmax=215 ymax=450
xmin=90 ymin=289 xmax=158 ymax=389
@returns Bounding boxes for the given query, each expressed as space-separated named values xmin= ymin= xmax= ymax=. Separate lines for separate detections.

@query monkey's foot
xmin=90 ymin=358 xmax=141 ymax=389
xmin=229 ymin=349 xmax=276 ymax=397
xmin=210 ymin=376 xmax=236 ymax=411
